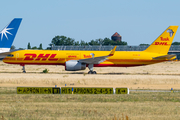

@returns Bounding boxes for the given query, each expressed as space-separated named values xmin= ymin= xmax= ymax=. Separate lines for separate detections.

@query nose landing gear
xmin=20 ymin=64 xmax=26 ymax=73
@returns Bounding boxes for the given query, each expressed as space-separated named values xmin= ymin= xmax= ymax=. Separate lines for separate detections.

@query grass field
xmin=0 ymin=61 xmax=180 ymax=119
xmin=0 ymin=87 xmax=180 ymax=120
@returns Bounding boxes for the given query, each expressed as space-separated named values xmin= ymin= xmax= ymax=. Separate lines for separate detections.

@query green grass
xmin=0 ymin=87 xmax=180 ymax=120
xmin=42 ymin=68 xmax=49 ymax=73
xmin=1 ymin=92 xmax=179 ymax=103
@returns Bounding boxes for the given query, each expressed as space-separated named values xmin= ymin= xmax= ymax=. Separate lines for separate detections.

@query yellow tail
xmin=144 ymin=26 xmax=178 ymax=54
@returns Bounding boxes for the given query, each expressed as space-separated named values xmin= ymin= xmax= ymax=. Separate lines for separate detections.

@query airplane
xmin=2 ymin=26 xmax=178 ymax=74
xmin=0 ymin=18 xmax=22 ymax=58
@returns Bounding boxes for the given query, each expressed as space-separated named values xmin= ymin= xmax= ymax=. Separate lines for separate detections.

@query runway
xmin=0 ymin=61 xmax=180 ymax=90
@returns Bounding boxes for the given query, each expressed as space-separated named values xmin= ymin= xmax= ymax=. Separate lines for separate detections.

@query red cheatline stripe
xmin=4 ymin=62 xmax=150 ymax=67
xmin=4 ymin=62 xmax=65 ymax=66
xmin=4 ymin=58 xmax=166 ymax=63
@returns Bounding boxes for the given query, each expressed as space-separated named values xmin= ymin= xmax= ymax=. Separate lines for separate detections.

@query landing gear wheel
xmin=88 ymin=71 xmax=97 ymax=74
xmin=88 ymin=71 xmax=93 ymax=74
xmin=21 ymin=65 xmax=26 ymax=73
xmin=88 ymin=64 xmax=97 ymax=74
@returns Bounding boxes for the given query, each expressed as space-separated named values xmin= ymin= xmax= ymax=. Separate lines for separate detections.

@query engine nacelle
xmin=65 ymin=60 xmax=86 ymax=71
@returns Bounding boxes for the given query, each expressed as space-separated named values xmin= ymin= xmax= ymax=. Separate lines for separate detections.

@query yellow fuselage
xmin=3 ymin=50 xmax=171 ymax=67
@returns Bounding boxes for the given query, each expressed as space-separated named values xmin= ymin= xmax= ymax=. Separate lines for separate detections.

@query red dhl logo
xmin=84 ymin=55 xmax=91 ymax=58
xmin=68 ymin=55 xmax=77 ymax=58
xmin=154 ymin=42 xmax=169 ymax=45
xmin=160 ymin=37 xmax=169 ymax=41
xmin=24 ymin=54 xmax=58 ymax=61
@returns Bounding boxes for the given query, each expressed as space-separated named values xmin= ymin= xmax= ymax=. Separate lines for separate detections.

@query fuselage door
xmin=16 ymin=53 xmax=19 ymax=60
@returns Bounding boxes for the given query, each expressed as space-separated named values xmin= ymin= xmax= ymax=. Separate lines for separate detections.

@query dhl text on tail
xmin=2 ymin=26 xmax=178 ymax=74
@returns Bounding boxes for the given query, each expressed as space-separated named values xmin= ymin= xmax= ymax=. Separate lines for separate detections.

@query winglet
xmin=108 ymin=46 xmax=117 ymax=56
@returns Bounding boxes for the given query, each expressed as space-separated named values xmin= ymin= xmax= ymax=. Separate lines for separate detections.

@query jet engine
xmin=65 ymin=60 xmax=86 ymax=71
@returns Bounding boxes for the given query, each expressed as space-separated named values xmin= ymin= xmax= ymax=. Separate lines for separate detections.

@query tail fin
xmin=144 ymin=26 xmax=178 ymax=54
xmin=0 ymin=18 xmax=22 ymax=52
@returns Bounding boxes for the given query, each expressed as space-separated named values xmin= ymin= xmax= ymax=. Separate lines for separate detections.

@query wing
xmin=153 ymin=54 xmax=176 ymax=60
xmin=78 ymin=46 xmax=116 ymax=64
xmin=0 ymin=49 xmax=20 ymax=58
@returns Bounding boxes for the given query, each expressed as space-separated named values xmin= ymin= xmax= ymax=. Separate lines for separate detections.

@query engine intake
xmin=65 ymin=60 xmax=86 ymax=71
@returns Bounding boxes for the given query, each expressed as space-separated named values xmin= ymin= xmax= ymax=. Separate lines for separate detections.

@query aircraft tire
xmin=88 ymin=71 xmax=93 ymax=74
xmin=93 ymin=71 xmax=97 ymax=74
xmin=88 ymin=71 xmax=97 ymax=74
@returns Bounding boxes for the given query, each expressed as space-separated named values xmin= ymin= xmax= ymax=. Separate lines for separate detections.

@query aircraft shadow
xmin=0 ymin=71 xmax=178 ymax=76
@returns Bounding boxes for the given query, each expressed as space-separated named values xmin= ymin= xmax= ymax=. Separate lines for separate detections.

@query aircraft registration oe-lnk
xmin=2 ymin=26 xmax=179 ymax=74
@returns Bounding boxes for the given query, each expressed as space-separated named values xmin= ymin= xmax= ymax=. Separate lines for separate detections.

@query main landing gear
xmin=88 ymin=64 xmax=97 ymax=74
xmin=20 ymin=64 xmax=26 ymax=73
xmin=88 ymin=71 xmax=97 ymax=74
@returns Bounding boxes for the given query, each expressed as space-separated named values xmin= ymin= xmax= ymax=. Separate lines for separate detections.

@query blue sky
xmin=1 ymin=0 xmax=180 ymax=49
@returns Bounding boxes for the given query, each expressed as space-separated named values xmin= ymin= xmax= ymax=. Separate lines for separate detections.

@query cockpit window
xmin=7 ymin=54 xmax=14 ymax=57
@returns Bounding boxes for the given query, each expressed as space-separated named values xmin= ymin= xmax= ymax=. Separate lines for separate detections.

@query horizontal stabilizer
xmin=0 ymin=50 xmax=20 ymax=58
xmin=153 ymin=54 xmax=176 ymax=60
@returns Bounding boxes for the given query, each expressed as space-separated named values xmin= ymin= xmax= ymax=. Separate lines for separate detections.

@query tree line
xmin=11 ymin=35 xmax=128 ymax=50
xmin=11 ymin=35 xmax=180 ymax=50
xmin=48 ymin=35 xmax=127 ymax=49
xmin=27 ymin=43 xmax=43 ymax=50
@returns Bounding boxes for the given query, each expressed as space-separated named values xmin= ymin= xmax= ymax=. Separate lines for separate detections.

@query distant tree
xmin=11 ymin=45 xmax=15 ymax=50
xmin=88 ymin=39 xmax=99 ymax=45
xmin=88 ymin=39 xmax=104 ymax=46
xmin=122 ymin=41 xmax=128 ymax=45
xmin=47 ymin=43 xmax=54 ymax=50
xmin=103 ymin=38 xmax=111 ymax=45
xmin=46 ymin=47 xmax=51 ymax=50
xmin=38 ymin=43 xmax=43 ymax=50
xmin=49 ymin=35 xmax=128 ymax=47
xmin=31 ymin=46 xmax=38 ymax=49
xmin=172 ymin=42 xmax=180 ymax=45
xmin=27 ymin=42 xmax=31 ymax=49
xmin=110 ymin=40 xmax=118 ymax=45
xmin=116 ymin=41 xmax=127 ymax=45
xmin=18 ymin=48 xmax=24 ymax=50
xmin=74 ymin=41 xmax=80 ymax=46
xmin=80 ymin=40 xmax=88 ymax=46
xmin=64 ymin=37 xmax=75 ymax=45
xmin=100 ymin=37 xmax=128 ymax=45
xmin=139 ymin=44 xmax=149 ymax=46
xmin=51 ymin=35 xmax=75 ymax=46
xmin=97 ymin=38 xmax=104 ymax=45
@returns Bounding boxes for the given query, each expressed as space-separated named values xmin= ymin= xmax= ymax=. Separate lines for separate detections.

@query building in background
xmin=111 ymin=32 xmax=122 ymax=42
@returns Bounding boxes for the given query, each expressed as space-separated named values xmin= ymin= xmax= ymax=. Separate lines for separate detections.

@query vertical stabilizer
xmin=144 ymin=26 xmax=178 ymax=54
xmin=0 ymin=18 xmax=22 ymax=52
